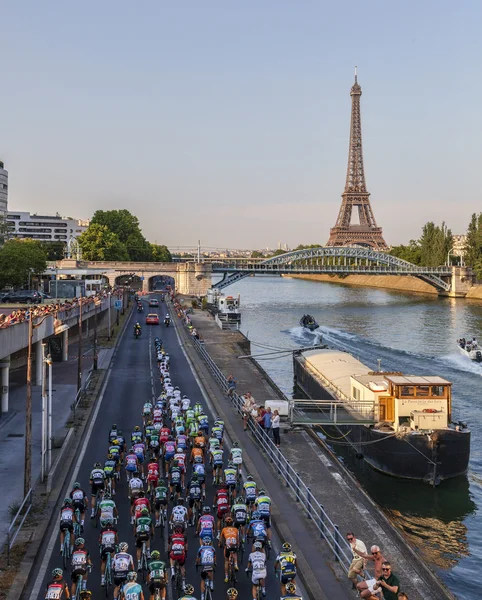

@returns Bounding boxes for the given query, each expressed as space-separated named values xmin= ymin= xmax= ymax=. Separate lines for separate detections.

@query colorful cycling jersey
xmin=174 ymin=452 xmax=186 ymax=469
xmin=71 ymin=549 xmax=89 ymax=570
xmin=185 ymin=409 xmax=195 ymax=424
xmin=208 ymin=438 xmax=220 ymax=452
xmin=177 ymin=434 xmax=188 ymax=449
xmin=211 ymin=426 xmax=223 ymax=440
xmin=45 ymin=581 xmax=68 ymax=599
xmin=276 ymin=551 xmax=297 ymax=576
xmin=172 ymin=505 xmax=188 ymax=523
xmin=155 ymin=485 xmax=168 ymax=501
xmin=100 ymin=527 xmax=117 ymax=549
xmin=249 ymin=550 xmax=267 ymax=575
xmin=249 ymin=519 xmax=267 ymax=539
xmin=126 ymin=453 xmax=138 ymax=471
xmin=231 ymin=502 xmax=248 ymax=523
xmin=149 ymin=434 xmax=160 ymax=449
xmin=231 ymin=448 xmax=243 ymax=464
xmin=147 ymin=462 xmax=160 ymax=480
xmin=98 ymin=498 xmax=116 ymax=521
xmin=148 ymin=559 xmax=166 ymax=581
xmin=164 ymin=441 xmax=176 ymax=456
xmin=160 ymin=427 xmax=170 ymax=442
xmin=122 ymin=581 xmax=143 ymax=600
xmin=224 ymin=468 xmax=237 ymax=485
xmin=221 ymin=526 xmax=239 ymax=548
xmin=188 ymin=422 xmax=198 ymax=437
xmin=90 ymin=468 xmax=105 ymax=484
xmin=187 ymin=481 xmax=202 ymax=499
xmin=214 ymin=420 xmax=225 ymax=431
xmin=135 ymin=515 xmax=152 ymax=536
xmin=194 ymin=403 xmax=203 ymax=416
xmin=133 ymin=443 xmax=145 ymax=458
xmin=129 ymin=477 xmax=143 ymax=492
xmin=216 ymin=493 xmax=229 ymax=513
xmin=143 ymin=402 xmax=153 ymax=415
xmin=255 ymin=495 xmax=272 ymax=515
xmin=194 ymin=436 xmax=205 ymax=449
xmin=133 ymin=498 xmax=150 ymax=516
xmin=113 ymin=552 xmax=133 ymax=573
xmin=131 ymin=431 xmax=143 ymax=444
xmin=145 ymin=425 xmax=156 ymax=440
xmin=153 ymin=408 xmax=163 ymax=422
xmin=169 ymin=533 xmax=186 ymax=557
xmin=197 ymin=545 xmax=216 ymax=569
xmin=60 ymin=507 xmax=74 ymax=522
xmin=181 ymin=398 xmax=191 ymax=411
xmin=108 ymin=429 xmax=118 ymax=443
xmin=104 ymin=459 xmax=116 ymax=476
xmin=211 ymin=449 xmax=223 ymax=465
xmin=70 ymin=489 xmax=86 ymax=503
xmin=193 ymin=463 xmax=205 ymax=481
xmin=109 ymin=446 xmax=120 ymax=460
xmin=243 ymin=481 xmax=257 ymax=499
xmin=169 ymin=466 xmax=181 ymax=483
xmin=198 ymin=515 xmax=215 ymax=536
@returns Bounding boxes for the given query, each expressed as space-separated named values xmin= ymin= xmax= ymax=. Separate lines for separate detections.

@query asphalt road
xmin=29 ymin=294 xmax=289 ymax=600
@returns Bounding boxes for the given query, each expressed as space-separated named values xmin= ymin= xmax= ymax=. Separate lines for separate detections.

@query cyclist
xmin=147 ymin=549 xmax=167 ymax=600
xmin=194 ymin=432 xmax=206 ymax=451
xmin=211 ymin=421 xmax=223 ymax=446
xmin=181 ymin=395 xmax=191 ymax=411
xmin=99 ymin=518 xmax=118 ymax=587
xmin=177 ymin=583 xmax=197 ymax=600
xmin=185 ymin=407 xmax=196 ymax=429
xmin=192 ymin=455 xmax=206 ymax=499
xmin=159 ymin=425 xmax=171 ymax=445
xmin=186 ymin=473 xmax=203 ymax=526
xmin=69 ymin=482 xmax=88 ymax=530
xmin=213 ymin=485 xmax=229 ymax=539
xmin=113 ymin=542 xmax=135 ymax=600
xmin=208 ymin=435 xmax=220 ymax=454
xmin=154 ymin=481 xmax=169 ymax=527
xmin=108 ymin=440 xmax=122 ymax=477
xmin=147 ymin=455 xmax=160 ymax=496
xmin=70 ymin=538 xmax=92 ymax=597
xmin=210 ymin=447 xmax=224 ymax=484
xmin=168 ymin=524 xmax=188 ymax=589
xmin=104 ymin=454 xmax=117 ymax=495
xmin=171 ymin=497 xmax=188 ymax=531
xmin=131 ymin=491 xmax=150 ymax=527
xmin=131 ymin=425 xmax=143 ymax=445
xmin=197 ymin=412 xmax=210 ymax=438
xmin=247 ymin=511 xmax=268 ymax=551
xmin=246 ymin=540 xmax=267 ymax=598
xmin=134 ymin=322 xmax=142 ymax=338
xmin=59 ymin=498 xmax=76 ymax=555
xmin=173 ymin=447 xmax=187 ymax=488
xmin=116 ymin=431 xmax=127 ymax=457
xmin=126 ymin=448 xmax=140 ymax=481
xmin=143 ymin=401 xmax=153 ymax=426
xmin=223 ymin=462 xmax=238 ymax=499
xmin=164 ymin=436 xmax=177 ymax=471
xmin=129 ymin=474 xmax=144 ymax=503
xmin=121 ymin=571 xmax=144 ymax=600
xmin=255 ymin=490 xmax=272 ymax=544
xmin=281 ymin=581 xmax=303 ymax=599
xmin=97 ymin=491 xmax=118 ymax=528
xmin=193 ymin=401 xmax=203 ymax=418
xmin=231 ymin=497 xmax=248 ymax=542
xmin=230 ymin=442 xmax=243 ymax=478
xmin=176 ymin=432 xmax=189 ymax=452
xmin=197 ymin=506 xmax=215 ymax=546
xmin=219 ymin=516 xmax=240 ymax=583
xmin=45 ymin=568 xmax=70 ymax=600
xmin=274 ymin=543 xmax=298 ymax=596
xmin=133 ymin=439 xmax=147 ymax=480
xmin=226 ymin=589 xmax=238 ymax=600
xmin=243 ymin=475 xmax=257 ymax=514
xmin=169 ymin=460 xmax=183 ymax=501
xmin=135 ymin=507 xmax=154 ymax=564
xmin=108 ymin=424 xmax=119 ymax=444
xmin=89 ymin=462 xmax=106 ymax=518
xmin=196 ymin=537 xmax=216 ymax=600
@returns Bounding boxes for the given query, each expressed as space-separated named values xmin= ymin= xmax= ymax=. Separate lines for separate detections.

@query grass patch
xmin=0 ymin=542 xmax=29 ymax=599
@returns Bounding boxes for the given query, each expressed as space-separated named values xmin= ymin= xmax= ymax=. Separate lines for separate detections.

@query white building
xmin=0 ymin=161 xmax=8 ymax=219
xmin=6 ymin=211 xmax=89 ymax=242
xmin=452 ymin=234 xmax=467 ymax=259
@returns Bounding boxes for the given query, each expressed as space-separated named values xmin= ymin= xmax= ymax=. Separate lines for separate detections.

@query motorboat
xmin=457 ymin=338 xmax=482 ymax=362
xmin=300 ymin=314 xmax=319 ymax=331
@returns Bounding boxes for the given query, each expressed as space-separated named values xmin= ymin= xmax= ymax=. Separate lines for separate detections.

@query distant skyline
xmin=1 ymin=1 xmax=481 ymax=248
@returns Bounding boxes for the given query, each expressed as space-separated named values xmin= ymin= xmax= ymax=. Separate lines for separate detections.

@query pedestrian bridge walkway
xmin=289 ymin=399 xmax=378 ymax=426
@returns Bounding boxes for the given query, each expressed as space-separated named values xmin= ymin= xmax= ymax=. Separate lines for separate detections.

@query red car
xmin=146 ymin=313 xmax=159 ymax=325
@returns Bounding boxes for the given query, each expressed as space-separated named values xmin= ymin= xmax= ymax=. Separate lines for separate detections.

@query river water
xmin=219 ymin=275 xmax=481 ymax=600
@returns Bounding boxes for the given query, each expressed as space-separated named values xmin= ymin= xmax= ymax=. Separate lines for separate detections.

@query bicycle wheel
xmin=175 ymin=566 xmax=183 ymax=597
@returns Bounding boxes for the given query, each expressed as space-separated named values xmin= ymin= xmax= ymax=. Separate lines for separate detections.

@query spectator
xmin=346 ymin=532 xmax=367 ymax=589
xmin=357 ymin=545 xmax=386 ymax=599
xmin=256 ymin=405 xmax=267 ymax=429
xmin=227 ymin=375 xmax=236 ymax=399
xmin=262 ymin=406 xmax=272 ymax=433
xmin=397 ymin=594 xmax=408 ymax=600
xmin=242 ymin=393 xmax=255 ymax=431
xmin=372 ymin=562 xmax=400 ymax=600
xmin=272 ymin=410 xmax=281 ymax=447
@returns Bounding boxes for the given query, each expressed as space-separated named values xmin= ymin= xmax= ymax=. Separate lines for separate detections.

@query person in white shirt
xmin=347 ymin=532 xmax=367 ymax=588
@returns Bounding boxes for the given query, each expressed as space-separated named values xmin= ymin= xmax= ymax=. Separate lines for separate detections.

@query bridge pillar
xmin=176 ymin=263 xmax=212 ymax=296
xmin=62 ymin=329 xmax=69 ymax=361
xmin=142 ymin=277 xmax=149 ymax=293
xmin=440 ymin=266 xmax=475 ymax=297
xmin=0 ymin=356 xmax=10 ymax=413
xmin=35 ymin=340 xmax=43 ymax=385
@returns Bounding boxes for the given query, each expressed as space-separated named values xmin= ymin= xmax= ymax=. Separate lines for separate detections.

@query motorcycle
xmin=164 ymin=318 xmax=170 ymax=327
xmin=134 ymin=328 xmax=141 ymax=339
xmin=137 ymin=305 xmax=143 ymax=313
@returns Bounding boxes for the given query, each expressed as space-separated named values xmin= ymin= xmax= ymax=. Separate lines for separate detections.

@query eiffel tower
xmin=327 ymin=69 xmax=387 ymax=250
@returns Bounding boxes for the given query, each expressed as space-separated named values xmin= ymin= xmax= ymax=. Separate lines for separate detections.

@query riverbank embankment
xmin=178 ymin=304 xmax=456 ymax=600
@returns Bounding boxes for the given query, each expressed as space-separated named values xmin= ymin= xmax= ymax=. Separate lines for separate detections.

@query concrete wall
xmin=466 ymin=284 xmax=482 ymax=299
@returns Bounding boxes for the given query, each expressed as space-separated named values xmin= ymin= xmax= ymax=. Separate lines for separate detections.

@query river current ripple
xmin=219 ymin=275 xmax=482 ymax=600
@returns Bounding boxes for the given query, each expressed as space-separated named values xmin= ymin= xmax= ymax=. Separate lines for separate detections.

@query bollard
xmin=319 ymin=505 xmax=325 ymax=538
xmin=295 ymin=473 xmax=301 ymax=502
xmin=334 ymin=524 xmax=340 ymax=562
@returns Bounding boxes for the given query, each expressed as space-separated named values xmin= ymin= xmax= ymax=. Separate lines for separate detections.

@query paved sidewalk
xmin=0 ymin=342 xmax=97 ymax=547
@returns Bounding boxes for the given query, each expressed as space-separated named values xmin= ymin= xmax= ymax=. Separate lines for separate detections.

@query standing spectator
xmin=256 ymin=405 xmax=267 ymax=429
xmin=242 ymin=393 xmax=255 ymax=431
xmin=346 ymin=532 xmax=367 ymax=589
xmin=357 ymin=545 xmax=386 ymax=599
xmin=373 ymin=562 xmax=400 ymax=600
xmin=397 ymin=594 xmax=408 ymax=600
xmin=272 ymin=410 xmax=281 ymax=447
xmin=227 ymin=375 xmax=236 ymax=399
xmin=262 ymin=407 xmax=272 ymax=434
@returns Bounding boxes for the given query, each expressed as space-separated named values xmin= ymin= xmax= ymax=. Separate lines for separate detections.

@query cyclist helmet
xmin=139 ymin=491 xmax=145 ymax=498
xmin=184 ymin=584 xmax=194 ymax=595
xmin=104 ymin=518 xmax=114 ymax=527
xmin=202 ymin=537 xmax=212 ymax=545
xmin=168 ymin=435 xmax=174 ymax=441
xmin=227 ymin=461 xmax=235 ymax=469
xmin=63 ymin=498 xmax=72 ymax=506
xmin=191 ymin=473 xmax=198 ymax=481
xmin=224 ymin=516 xmax=234 ymax=525
xmin=203 ymin=506 xmax=211 ymax=514
xmin=127 ymin=571 xmax=137 ymax=582
xmin=247 ymin=474 xmax=254 ymax=481
xmin=174 ymin=524 xmax=183 ymax=534
xmin=259 ymin=489 xmax=265 ymax=495
xmin=103 ymin=491 xmax=111 ymax=500
xmin=134 ymin=426 xmax=140 ymax=432
xmin=107 ymin=453 xmax=113 ymax=460
xmin=75 ymin=537 xmax=85 ymax=547
xmin=177 ymin=497 xmax=185 ymax=505
xmin=79 ymin=592 xmax=92 ymax=599
xmin=73 ymin=482 xmax=81 ymax=489
xmin=253 ymin=541 xmax=263 ymax=551
xmin=141 ymin=508 xmax=149 ymax=516
xmin=112 ymin=440 xmax=119 ymax=446
xmin=52 ymin=568 xmax=63 ymax=579
xmin=172 ymin=460 xmax=179 ymax=467
xmin=183 ymin=395 xmax=187 ymax=399
xmin=232 ymin=441 xmax=239 ymax=447
xmin=94 ymin=462 xmax=101 ymax=468
xmin=174 ymin=386 xmax=180 ymax=391
xmin=227 ymin=589 xmax=238 ymax=599
xmin=112 ymin=424 xmax=117 ymax=429
xmin=151 ymin=550 xmax=161 ymax=560
xmin=282 ymin=542 xmax=292 ymax=552
xmin=119 ymin=542 xmax=128 ymax=552
xmin=252 ymin=511 xmax=261 ymax=519
xmin=176 ymin=447 xmax=183 ymax=453
xmin=194 ymin=455 xmax=203 ymax=463
xmin=129 ymin=447 xmax=134 ymax=453
xmin=285 ymin=582 xmax=297 ymax=593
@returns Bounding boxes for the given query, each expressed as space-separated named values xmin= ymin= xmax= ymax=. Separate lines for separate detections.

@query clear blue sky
xmin=1 ymin=1 xmax=481 ymax=248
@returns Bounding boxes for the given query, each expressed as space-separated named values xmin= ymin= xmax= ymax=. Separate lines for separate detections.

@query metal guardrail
xmin=6 ymin=488 xmax=33 ymax=565
xmin=180 ymin=318 xmax=353 ymax=572
xmin=71 ymin=370 xmax=93 ymax=421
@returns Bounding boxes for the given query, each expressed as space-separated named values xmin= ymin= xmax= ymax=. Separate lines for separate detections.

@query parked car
xmin=1 ymin=290 xmax=43 ymax=304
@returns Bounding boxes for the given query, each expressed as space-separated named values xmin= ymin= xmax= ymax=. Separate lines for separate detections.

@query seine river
xmin=219 ymin=275 xmax=481 ymax=600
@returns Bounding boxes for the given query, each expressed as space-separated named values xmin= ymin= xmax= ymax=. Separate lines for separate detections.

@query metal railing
xmin=6 ymin=488 xmax=33 ymax=565
xmin=290 ymin=399 xmax=378 ymax=425
xmin=71 ymin=370 xmax=93 ymax=421
xmin=180 ymin=317 xmax=352 ymax=572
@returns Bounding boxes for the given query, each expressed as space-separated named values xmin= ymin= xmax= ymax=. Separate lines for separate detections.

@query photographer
xmin=372 ymin=562 xmax=400 ymax=600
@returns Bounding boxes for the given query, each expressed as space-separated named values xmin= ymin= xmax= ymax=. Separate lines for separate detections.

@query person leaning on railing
xmin=241 ymin=393 xmax=255 ymax=431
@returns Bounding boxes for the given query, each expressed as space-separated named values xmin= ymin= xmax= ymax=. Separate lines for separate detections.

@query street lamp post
xmin=93 ymin=300 xmax=98 ymax=370
xmin=107 ymin=292 xmax=112 ymax=341
xmin=77 ymin=297 xmax=83 ymax=392
xmin=47 ymin=352 xmax=53 ymax=471
xmin=41 ymin=343 xmax=47 ymax=482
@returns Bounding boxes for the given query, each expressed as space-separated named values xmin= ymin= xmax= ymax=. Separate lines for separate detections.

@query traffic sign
xmin=140 ymin=277 xmax=145 ymax=281
xmin=114 ymin=300 xmax=122 ymax=309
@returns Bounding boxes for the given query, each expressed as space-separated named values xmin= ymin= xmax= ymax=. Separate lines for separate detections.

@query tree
xmin=418 ymin=221 xmax=452 ymax=266
xmin=464 ymin=213 xmax=482 ymax=279
xmin=389 ymin=240 xmax=422 ymax=265
xmin=151 ymin=244 xmax=172 ymax=262
xmin=294 ymin=244 xmax=323 ymax=250
xmin=0 ymin=239 xmax=47 ymax=289
xmin=125 ymin=232 xmax=153 ymax=262
xmin=91 ymin=210 xmax=141 ymax=245
xmin=77 ymin=223 xmax=129 ymax=261
xmin=43 ymin=241 xmax=66 ymax=261
xmin=250 ymin=250 xmax=264 ymax=258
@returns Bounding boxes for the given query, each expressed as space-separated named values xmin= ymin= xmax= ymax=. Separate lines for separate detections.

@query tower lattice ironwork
xmin=327 ymin=70 xmax=387 ymax=250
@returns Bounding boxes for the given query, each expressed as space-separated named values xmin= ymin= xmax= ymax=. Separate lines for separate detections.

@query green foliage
xmin=77 ymin=224 xmax=129 ymax=261
xmin=464 ymin=213 xmax=482 ymax=279
xmin=43 ymin=241 xmax=66 ymax=260
xmin=294 ymin=244 xmax=323 ymax=250
xmin=419 ymin=221 xmax=452 ymax=267
xmin=389 ymin=240 xmax=422 ymax=265
xmin=91 ymin=210 xmax=141 ymax=245
xmin=269 ymin=249 xmax=286 ymax=256
xmin=0 ymin=239 xmax=47 ymax=288
xmin=250 ymin=250 xmax=264 ymax=258
xmin=151 ymin=244 xmax=172 ymax=262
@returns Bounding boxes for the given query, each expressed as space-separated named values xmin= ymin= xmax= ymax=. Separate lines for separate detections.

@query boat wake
xmin=286 ymin=326 xmax=323 ymax=346
xmin=437 ymin=353 xmax=482 ymax=376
